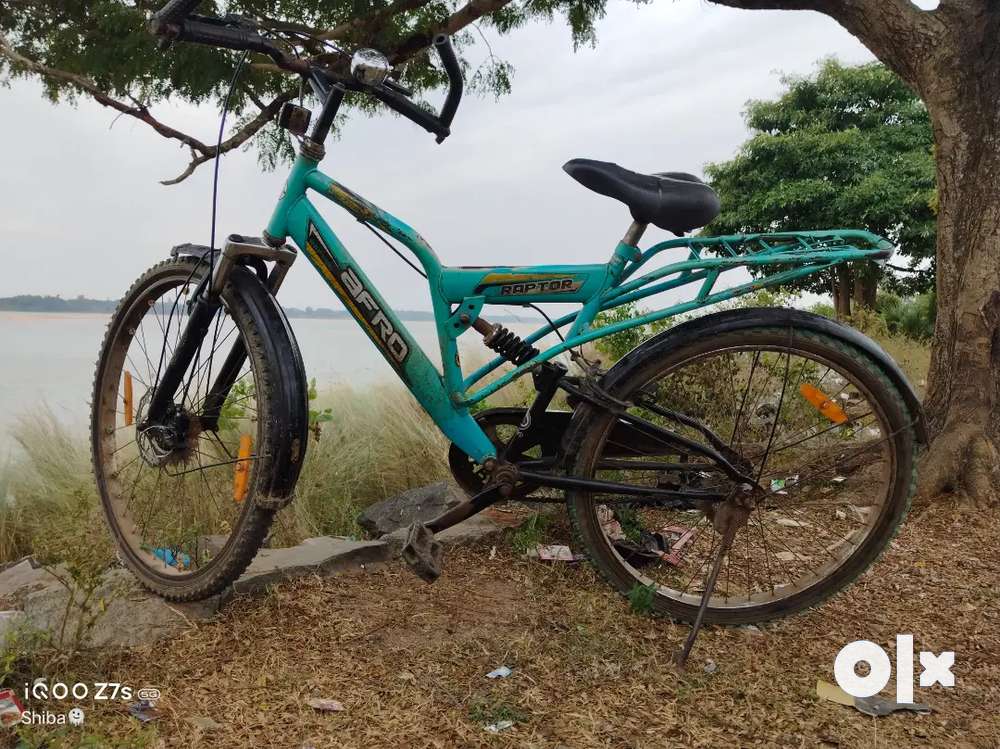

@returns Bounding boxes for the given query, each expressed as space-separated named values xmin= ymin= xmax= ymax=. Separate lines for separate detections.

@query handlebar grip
xmin=433 ymin=35 xmax=463 ymax=129
xmin=175 ymin=19 xmax=270 ymax=54
xmin=151 ymin=0 xmax=203 ymax=31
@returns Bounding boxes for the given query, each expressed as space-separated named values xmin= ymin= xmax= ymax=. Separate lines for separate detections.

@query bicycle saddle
xmin=563 ymin=158 xmax=721 ymax=235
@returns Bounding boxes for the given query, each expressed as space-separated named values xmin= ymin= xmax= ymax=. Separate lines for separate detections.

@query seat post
xmin=622 ymin=220 xmax=648 ymax=247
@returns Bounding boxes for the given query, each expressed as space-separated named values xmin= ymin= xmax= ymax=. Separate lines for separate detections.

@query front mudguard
xmin=171 ymin=243 xmax=310 ymax=507
xmin=595 ymin=307 xmax=928 ymax=445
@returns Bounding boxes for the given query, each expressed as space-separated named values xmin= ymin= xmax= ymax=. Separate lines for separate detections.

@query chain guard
xmin=448 ymin=408 xmax=569 ymax=498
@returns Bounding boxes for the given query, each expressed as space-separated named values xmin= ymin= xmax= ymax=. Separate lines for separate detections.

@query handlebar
xmin=150 ymin=0 xmax=203 ymax=33
xmin=151 ymin=0 xmax=463 ymax=142
xmin=173 ymin=17 xmax=310 ymax=74
xmin=434 ymin=35 xmax=462 ymax=130
xmin=368 ymin=36 xmax=462 ymax=143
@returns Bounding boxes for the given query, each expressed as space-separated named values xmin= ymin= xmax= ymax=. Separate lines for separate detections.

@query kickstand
xmin=675 ymin=520 xmax=739 ymax=669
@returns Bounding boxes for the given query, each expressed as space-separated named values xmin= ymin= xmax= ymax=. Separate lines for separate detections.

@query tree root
xmin=917 ymin=422 xmax=1000 ymax=507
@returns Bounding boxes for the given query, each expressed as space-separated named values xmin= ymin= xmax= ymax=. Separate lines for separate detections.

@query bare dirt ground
xmin=16 ymin=500 xmax=1000 ymax=748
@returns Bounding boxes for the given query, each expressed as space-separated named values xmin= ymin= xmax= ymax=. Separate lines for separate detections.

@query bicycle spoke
xmin=579 ymin=338 xmax=909 ymax=615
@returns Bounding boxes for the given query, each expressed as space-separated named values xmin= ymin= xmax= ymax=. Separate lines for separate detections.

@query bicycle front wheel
xmin=567 ymin=322 xmax=917 ymax=624
xmin=91 ymin=256 xmax=300 ymax=601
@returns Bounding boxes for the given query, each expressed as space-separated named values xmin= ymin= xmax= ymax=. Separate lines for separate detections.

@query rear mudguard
xmin=172 ymin=244 xmax=310 ymax=507
xmin=589 ymin=307 xmax=928 ymax=445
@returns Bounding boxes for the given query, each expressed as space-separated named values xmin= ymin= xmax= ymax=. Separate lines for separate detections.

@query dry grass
xmin=0 ymin=409 xmax=108 ymax=567
xmin=272 ymin=383 xmax=453 ymax=543
xmin=0 ymin=385 xmax=460 ymax=563
xmin=13 ymin=499 xmax=998 ymax=748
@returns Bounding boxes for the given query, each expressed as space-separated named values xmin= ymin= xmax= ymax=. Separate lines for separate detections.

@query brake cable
xmin=181 ymin=49 xmax=249 ymax=407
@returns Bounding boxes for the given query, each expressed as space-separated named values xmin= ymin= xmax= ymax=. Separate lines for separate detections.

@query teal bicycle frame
xmin=264 ymin=150 xmax=896 ymax=466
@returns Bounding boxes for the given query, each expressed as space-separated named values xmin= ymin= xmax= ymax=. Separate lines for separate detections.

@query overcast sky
xmin=0 ymin=1 xmax=877 ymax=311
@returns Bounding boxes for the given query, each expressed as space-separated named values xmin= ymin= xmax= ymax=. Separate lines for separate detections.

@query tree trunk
xmin=852 ymin=265 xmax=879 ymax=311
xmin=832 ymin=265 xmax=852 ymax=319
xmin=709 ymin=0 xmax=1000 ymax=507
xmin=918 ymin=60 xmax=1000 ymax=505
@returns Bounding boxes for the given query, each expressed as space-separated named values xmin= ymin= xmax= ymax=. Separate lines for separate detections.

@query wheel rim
xmin=94 ymin=268 xmax=263 ymax=579
xmin=582 ymin=342 xmax=897 ymax=611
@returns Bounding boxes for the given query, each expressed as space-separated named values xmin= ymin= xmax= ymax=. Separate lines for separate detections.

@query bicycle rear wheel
xmin=91 ymin=256 xmax=299 ymax=601
xmin=567 ymin=321 xmax=917 ymax=624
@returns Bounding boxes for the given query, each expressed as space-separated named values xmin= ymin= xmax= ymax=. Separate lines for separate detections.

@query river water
xmin=0 ymin=311 xmax=546 ymax=455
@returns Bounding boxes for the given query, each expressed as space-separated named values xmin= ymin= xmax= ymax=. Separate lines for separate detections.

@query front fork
xmin=144 ymin=235 xmax=297 ymax=428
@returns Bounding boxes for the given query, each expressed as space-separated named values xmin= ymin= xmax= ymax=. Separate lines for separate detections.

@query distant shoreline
xmin=0 ymin=295 xmax=531 ymax=323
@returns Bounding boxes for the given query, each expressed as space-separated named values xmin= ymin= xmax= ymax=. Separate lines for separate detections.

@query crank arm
xmin=426 ymin=484 xmax=505 ymax=534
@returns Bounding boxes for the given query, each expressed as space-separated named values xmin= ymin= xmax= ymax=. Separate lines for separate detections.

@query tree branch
xmin=322 ymin=0 xmax=434 ymax=41
xmin=0 ymin=31 xmax=294 ymax=184
xmin=390 ymin=0 xmax=512 ymax=63
xmin=707 ymin=0 xmax=939 ymax=89
xmin=0 ymin=31 xmax=211 ymax=154
xmin=160 ymin=89 xmax=296 ymax=185
xmin=1 ymin=0 xmax=515 ymax=184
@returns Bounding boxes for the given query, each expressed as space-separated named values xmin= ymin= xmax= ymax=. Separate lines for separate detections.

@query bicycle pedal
xmin=401 ymin=522 xmax=443 ymax=583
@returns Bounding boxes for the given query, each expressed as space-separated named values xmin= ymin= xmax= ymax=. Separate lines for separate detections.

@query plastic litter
xmin=526 ymin=545 xmax=584 ymax=562
xmin=127 ymin=700 xmax=159 ymax=723
xmin=704 ymin=659 xmax=718 ymax=674
xmin=816 ymin=680 xmax=931 ymax=717
xmin=153 ymin=547 xmax=191 ymax=570
xmin=0 ymin=688 xmax=24 ymax=727
xmin=597 ymin=505 xmax=624 ymax=540
xmin=485 ymin=719 xmax=515 ymax=733
xmin=486 ymin=666 xmax=512 ymax=679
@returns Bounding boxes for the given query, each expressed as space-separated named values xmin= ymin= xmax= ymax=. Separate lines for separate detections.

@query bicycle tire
xmin=565 ymin=313 xmax=917 ymax=624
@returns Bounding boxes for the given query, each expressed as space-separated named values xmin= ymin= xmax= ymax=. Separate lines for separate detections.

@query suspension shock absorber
xmin=472 ymin=317 xmax=539 ymax=366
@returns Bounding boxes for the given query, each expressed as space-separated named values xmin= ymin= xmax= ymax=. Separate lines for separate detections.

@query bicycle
xmin=91 ymin=0 xmax=926 ymax=634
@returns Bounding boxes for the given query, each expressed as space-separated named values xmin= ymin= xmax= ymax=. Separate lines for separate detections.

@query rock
xmin=22 ymin=569 xmax=219 ymax=649
xmin=3 ymin=537 xmax=390 ymax=648
xmin=0 ymin=611 xmax=27 ymax=644
xmin=357 ymin=482 xmax=465 ymax=537
xmin=437 ymin=514 xmax=507 ymax=544
xmin=228 ymin=537 xmax=391 ymax=597
xmin=0 ymin=558 xmax=61 ymax=608
xmin=0 ymin=537 xmax=392 ymax=648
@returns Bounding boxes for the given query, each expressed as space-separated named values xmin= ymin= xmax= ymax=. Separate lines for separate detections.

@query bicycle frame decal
xmin=473 ymin=273 xmax=584 ymax=296
xmin=303 ymin=223 xmax=410 ymax=369
xmin=264 ymin=152 xmax=896 ymax=465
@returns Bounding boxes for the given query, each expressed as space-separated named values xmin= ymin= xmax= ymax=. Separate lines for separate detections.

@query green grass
xmin=627 ymin=582 xmax=656 ymax=615
xmin=0 ymin=409 xmax=107 ymax=566
xmin=510 ymin=513 xmax=550 ymax=555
